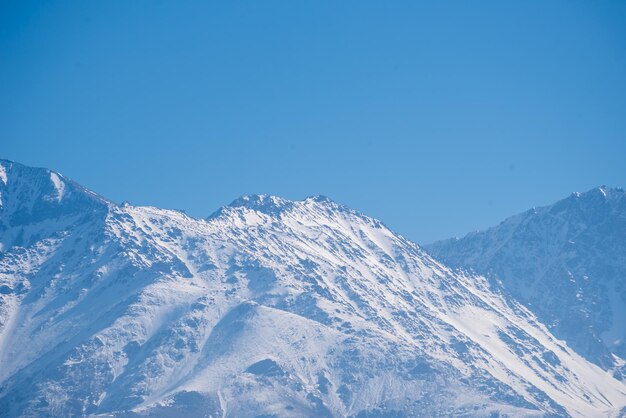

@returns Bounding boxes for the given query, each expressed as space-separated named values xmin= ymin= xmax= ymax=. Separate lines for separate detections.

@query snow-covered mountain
xmin=0 ymin=160 xmax=624 ymax=417
xmin=426 ymin=187 xmax=626 ymax=377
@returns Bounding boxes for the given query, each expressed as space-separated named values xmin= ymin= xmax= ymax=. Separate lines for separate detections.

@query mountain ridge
xmin=0 ymin=160 xmax=624 ymax=417
xmin=426 ymin=185 xmax=626 ymax=374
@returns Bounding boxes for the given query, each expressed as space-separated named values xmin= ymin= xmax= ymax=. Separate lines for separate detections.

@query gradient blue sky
xmin=2 ymin=1 xmax=625 ymax=243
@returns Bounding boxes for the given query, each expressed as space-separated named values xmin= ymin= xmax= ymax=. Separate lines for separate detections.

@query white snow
xmin=426 ymin=186 xmax=626 ymax=377
xmin=0 ymin=163 xmax=7 ymax=185
xmin=49 ymin=172 xmax=65 ymax=202
xmin=0 ymin=166 xmax=624 ymax=417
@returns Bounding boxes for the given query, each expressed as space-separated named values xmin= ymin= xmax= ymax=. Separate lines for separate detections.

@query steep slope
xmin=0 ymin=161 xmax=624 ymax=417
xmin=426 ymin=187 xmax=626 ymax=376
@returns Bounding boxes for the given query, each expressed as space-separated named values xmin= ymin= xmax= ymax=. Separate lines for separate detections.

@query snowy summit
xmin=0 ymin=159 xmax=624 ymax=417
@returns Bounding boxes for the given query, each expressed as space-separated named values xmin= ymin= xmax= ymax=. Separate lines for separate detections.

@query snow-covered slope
xmin=426 ymin=187 xmax=626 ymax=377
xmin=0 ymin=161 xmax=624 ymax=417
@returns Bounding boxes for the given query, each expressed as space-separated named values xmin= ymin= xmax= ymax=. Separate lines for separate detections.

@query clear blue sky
xmin=2 ymin=1 xmax=625 ymax=243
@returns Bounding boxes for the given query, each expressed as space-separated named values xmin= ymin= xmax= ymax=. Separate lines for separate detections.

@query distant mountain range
xmin=0 ymin=159 xmax=624 ymax=417
xmin=426 ymin=186 xmax=626 ymax=376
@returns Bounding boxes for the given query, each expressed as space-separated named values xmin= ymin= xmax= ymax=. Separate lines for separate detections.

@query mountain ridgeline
xmin=0 ymin=160 xmax=624 ymax=417
xmin=426 ymin=187 xmax=626 ymax=376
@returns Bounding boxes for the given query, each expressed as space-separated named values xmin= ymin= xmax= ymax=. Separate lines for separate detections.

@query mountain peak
xmin=0 ymin=158 xmax=109 ymax=226
xmin=208 ymin=194 xmax=347 ymax=221
xmin=227 ymin=194 xmax=293 ymax=212
xmin=304 ymin=194 xmax=334 ymax=203
xmin=574 ymin=185 xmax=625 ymax=200
xmin=552 ymin=185 xmax=625 ymax=216
xmin=1 ymin=160 xmax=625 ymax=417
xmin=426 ymin=185 xmax=626 ymax=370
